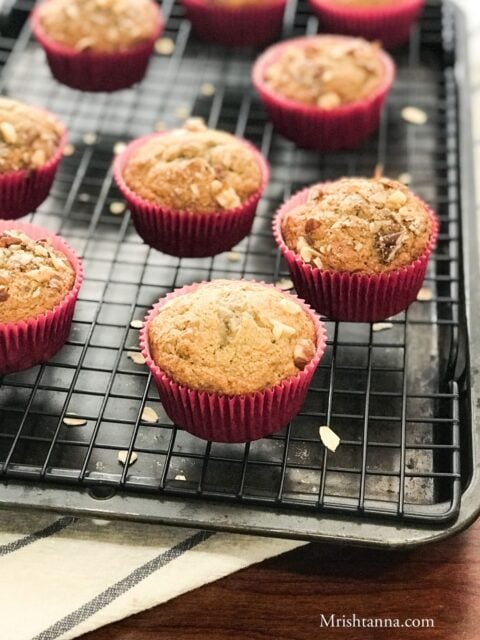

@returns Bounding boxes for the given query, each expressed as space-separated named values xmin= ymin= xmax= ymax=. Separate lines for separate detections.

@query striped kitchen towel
xmin=0 ymin=509 xmax=303 ymax=640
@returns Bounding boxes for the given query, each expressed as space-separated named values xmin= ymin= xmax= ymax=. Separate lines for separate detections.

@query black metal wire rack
xmin=0 ymin=0 xmax=468 ymax=533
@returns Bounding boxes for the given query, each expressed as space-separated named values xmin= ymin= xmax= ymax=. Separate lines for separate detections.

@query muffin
xmin=0 ymin=222 xmax=83 ymax=375
xmin=181 ymin=0 xmax=287 ymax=48
xmin=252 ymin=35 xmax=395 ymax=150
xmin=114 ymin=119 xmax=269 ymax=257
xmin=308 ymin=0 xmax=425 ymax=49
xmin=141 ymin=280 xmax=327 ymax=442
xmin=0 ymin=98 xmax=66 ymax=219
xmin=273 ymin=177 xmax=438 ymax=322
xmin=31 ymin=0 xmax=164 ymax=92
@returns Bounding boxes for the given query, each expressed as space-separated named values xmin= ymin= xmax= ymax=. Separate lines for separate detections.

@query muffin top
xmin=148 ymin=280 xmax=317 ymax=395
xmin=281 ymin=178 xmax=433 ymax=274
xmin=264 ymin=36 xmax=385 ymax=108
xmin=37 ymin=0 xmax=160 ymax=53
xmin=123 ymin=119 xmax=263 ymax=213
xmin=0 ymin=98 xmax=65 ymax=174
xmin=0 ymin=230 xmax=75 ymax=324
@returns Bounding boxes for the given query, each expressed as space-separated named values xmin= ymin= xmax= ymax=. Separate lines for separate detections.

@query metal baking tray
xmin=0 ymin=0 xmax=478 ymax=548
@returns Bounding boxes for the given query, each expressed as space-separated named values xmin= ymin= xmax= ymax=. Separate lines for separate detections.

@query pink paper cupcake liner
xmin=252 ymin=35 xmax=395 ymax=151
xmin=140 ymin=281 xmax=327 ymax=443
xmin=273 ymin=185 xmax=439 ymax=323
xmin=181 ymin=0 xmax=287 ymax=48
xmin=0 ymin=221 xmax=83 ymax=375
xmin=308 ymin=0 xmax=425 ymax=49
xmin=0 ymin=128 xmax=66 ymax=220
xmin=31 ymin=2 xmax=164 ymax=92
xmin=113 ymin=133 xmax=270 ymax=258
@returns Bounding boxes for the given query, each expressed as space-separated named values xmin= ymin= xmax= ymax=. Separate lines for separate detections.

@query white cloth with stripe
xmin=0 ymin=511 xmax=303 ymax=640
xmin=1 ymin=2 xmax=479 ymax=640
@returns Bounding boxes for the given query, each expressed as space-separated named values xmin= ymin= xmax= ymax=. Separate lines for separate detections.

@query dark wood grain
xmin=82 ymin=520 xmax=480 ymax=640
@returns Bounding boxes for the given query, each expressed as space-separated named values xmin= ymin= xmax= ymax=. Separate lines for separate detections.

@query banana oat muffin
xmin=0 ymin=229 xmax=75 ymax=323
xmin=263 ymin=36 xmax=385 ymax=109
xmin=281 ymin=177 xmax=433 ymax=274
xmin=123 ymin=119 xmax=263 ymax=213
xmin=36 ymin=0 xmax=160 ymax=53
xmin=148 ymin=280 xmax=317 ymax=396
xmin=0 ymin=98 xmax=65 ymax=174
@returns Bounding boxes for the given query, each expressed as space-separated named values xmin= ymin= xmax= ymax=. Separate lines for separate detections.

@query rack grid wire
xmin=0 ymin=0 xmax=465 ymax=525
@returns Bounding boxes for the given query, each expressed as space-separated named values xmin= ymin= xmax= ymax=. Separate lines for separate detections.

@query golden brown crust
xmin=281 ymin=178 xmax=433 ymax=274
xmin=148 ymin=280 xmax=317 ymax=395
xmin=0 ymin=98 xmax=64 ymax=174
xmin=264 ymin=36 xmax=385 ymax=108
xmin=0 ymin=230 xmax=75 ymax=324
xmin=38 ymin=0 xmax=159 ymax=53
xmin=123 ymin=120 xmax=263 ymax=213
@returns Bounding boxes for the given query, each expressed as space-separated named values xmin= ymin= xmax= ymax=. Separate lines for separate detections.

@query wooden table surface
xmin=82 ymin=518 xmax=480 ymax=640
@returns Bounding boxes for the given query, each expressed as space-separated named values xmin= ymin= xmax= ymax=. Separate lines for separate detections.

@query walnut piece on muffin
xmin=264 ymin=36 xmax=385 ymax=108
xmin=123 ymin=119 xmax=263 ymax=213
xmin=37 ymin=0 xmax=160 ymax=53
xmin=148 ymin=280 xmax=317 ymax=395
xmin=281 ymin=177 xmax=433 ymax=274
xmin=0 ymin=230 xmax=75 ymax=323
xmin=0 ymin=98 xmax=64 ymax=174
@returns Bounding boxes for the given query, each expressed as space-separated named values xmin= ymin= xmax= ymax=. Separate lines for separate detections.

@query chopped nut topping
xmin=0 ymin=121 xmax=17 ymax=144
xmin=76 ymin=36 xmax=95 ymax=51
xmin=0 ymin=230 xmax=74 ymax=323
xmin=201 ymin=83 xmax=216 ymax=96
xmin=317 ymin=92 xmax=341 ymax=110
xmin=299 ymin=240 xmax=323 ymax=267
xmin=63 ymin=416 xmax=87 ymax=427
xmin=83 ymin=132 xmax=97 ymax=145
xmin=215 ymin=187 xmax=241 ymax=210
xmin=387 ymin=190 xmax=408 ymax=208
xmin=123 ymin=126 xmax=262 ymax=214
xmin=110 ymin=201 xmax=126 ymax=215
xmin=63 ymin=143 xmax=75 ymax=157
xmin=184 ymin=117 xmax=207 ymax=133
xmin=319 ymin=425 xmax=341 ymax=452
xmin=0 ymin=234 xmax=22 ymax=248
xmin=401 ymin=106 xmax=428 ymax=125
xmin=271 ymin=319 xmax=296 ymax=341
xmin=31 ymin=149 xmax=46 ymax=168
xmin=372 ymin=322 xmax=394 ymax=332
xmin=375 ymin=230 xmax=404 ymax=263
xmin=155 ymin=37 xmax=175 ymax=55
xmin=118 ymin=450 xmax=138 ymax=467
xmin=127 ymin=351 xmax=146 ymax=365
xmin=264 ymin=36 xmax=384 ymax=108
xmin=275 ymin=278 xmax=294 ymax=291
xmin=148 ymin=280 xmax=316 ymax=396
xmin=0 ymin=285 xmax=8 ymax=302
xmin=282 ymin=176 xmax=433 ymax=275
xmin=38 ymin=0 xmax=160 ymax=54
xmin=141 ymin=406 xmax=159 ymax=424
xmin=294 ymin=339 xmax=315 ymax=370
xmin=228 ymin=251 xmax=241 ymax=263
xmin=417 ymin=287 xmax=433 ymax=301
xmin=0 ymin=98 xmax=64 ymax=173
xmin=279 ymin=298 xmax=302 ymax=314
